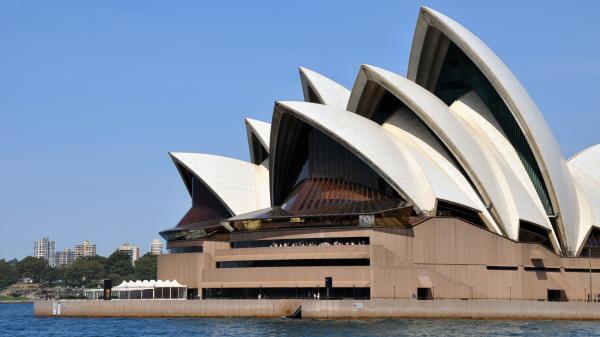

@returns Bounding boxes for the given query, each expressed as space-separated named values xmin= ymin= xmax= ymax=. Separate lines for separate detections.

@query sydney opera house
xmin=157 ymin=7 xmax=600 ymax=302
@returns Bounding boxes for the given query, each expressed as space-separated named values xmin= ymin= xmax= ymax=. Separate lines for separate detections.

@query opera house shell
xmin=158 ymin=7 xmax=600 ymax=302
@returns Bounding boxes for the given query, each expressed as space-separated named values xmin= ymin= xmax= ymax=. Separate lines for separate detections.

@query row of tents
xmin=85 ymin=280 xmax=187 ymax=300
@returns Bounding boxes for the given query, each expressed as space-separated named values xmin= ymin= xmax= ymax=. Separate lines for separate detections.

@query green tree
xmin=16 ymin=256 xmax=56 ymax=284
xmin=0 ymin=259 xmax=18 ymax=289
xmin=45 ymin=266 xmax=62 ymax=285
xmin=90 ymin=255 xmax=107 ymax=266
xmin=64 ymin=257 xmax=106 ymax=287
xmin=105 ymin=251 xmax=134 ymax=284
xmin=133 ymin=253 xmax=157 ymax=280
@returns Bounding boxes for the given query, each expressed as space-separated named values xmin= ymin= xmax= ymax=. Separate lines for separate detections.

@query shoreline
xmin=0 ymin=300 xmax=34 ymax=304
xmin=34 ymin=299 xmax=600 ymax=320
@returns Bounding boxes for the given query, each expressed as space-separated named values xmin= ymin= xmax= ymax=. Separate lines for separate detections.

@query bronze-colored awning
xmin=227 ymin=201 xmax=411 ymax=222
xmin=159 ymin=219 xmax=230 ymax=242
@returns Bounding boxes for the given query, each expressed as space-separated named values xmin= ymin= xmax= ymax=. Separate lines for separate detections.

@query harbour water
xmin=3 ymin=303 xmax=600 ymax=336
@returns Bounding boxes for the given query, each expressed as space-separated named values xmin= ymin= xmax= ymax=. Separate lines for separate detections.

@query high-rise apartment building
xmin=33 ymin=237 xmax=56 ymax=267
xmin=74 ymin=240 xmax=96 ymax=259
xmin=55 ymin=249 xmax=76 ymax=267
xmin=117 ymin=243 xmax=140 ymax=265
xmin=150 ymin=239 xmax=163 ymax=255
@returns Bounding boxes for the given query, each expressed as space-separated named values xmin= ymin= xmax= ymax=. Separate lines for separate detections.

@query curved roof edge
xmin=570 ymin=172 xmax=596 ymax=256
xmin=381 ymin=110 xmax=503 ymax=236
xmin=245 ymin=118 xmax=271 ymax=164
xmin=348 ymin=64 xmax=522 ymax=240
xmin=568 ymin=144 xmax=600 ymax=255
xmin=299 ymin=67 xmax=351 ymax=109
xmin=449 ymin=92 xmax=560 ymax=251
xmin=407 ymin=6 xmax=579 ymax=252
xmin=568 ymin=144 xmax=600 ymax=165
xmin=449 ymin=91 xmax=553 ymax=231
xmin=169 ymin=152 xmax=270 ymax=216
xmin=271 ymin=101 xmax=437 ymax=212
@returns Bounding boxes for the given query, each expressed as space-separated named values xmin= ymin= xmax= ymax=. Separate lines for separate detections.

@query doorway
xmin=417 ymin=287 xmax=433 ymax=300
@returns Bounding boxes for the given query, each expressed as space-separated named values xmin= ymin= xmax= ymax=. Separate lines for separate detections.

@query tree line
xmin=0 ymin=251 xmax=157 ymax=289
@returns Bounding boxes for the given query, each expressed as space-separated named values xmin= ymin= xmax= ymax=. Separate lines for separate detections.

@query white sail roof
xmin=407 ymin=6 xmax=579 ymax=252
xmin=170 ymin=152 xmax=270 ymax=216
xmin=450 ymin=92 xmax=560 ymax=250
xmin=273 ymin=101 xmax=437 ymax=212
xmin=299 ymin=67 xmax=351 ymax=109
xmin=348 ymin=64 xmax=521 ymax=241
xmin=568 ymin=145 xmax=600 ymax=254
xmin=245 ymin=118 xmax=271 ymax=154
xmin=381 ymin=106 xmax=501 ymax=235
xmin=245 ymin=118 xmax=271 ymax=166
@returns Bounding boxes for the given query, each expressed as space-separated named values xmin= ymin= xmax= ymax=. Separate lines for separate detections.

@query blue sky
xmin=1 ymin=1 xmax=599 ymax=259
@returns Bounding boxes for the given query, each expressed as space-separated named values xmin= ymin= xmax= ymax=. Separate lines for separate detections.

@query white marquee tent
xmin=110 ymin=280 xmax=187 ymax=300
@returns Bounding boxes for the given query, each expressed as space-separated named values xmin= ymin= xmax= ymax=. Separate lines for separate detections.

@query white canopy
xmin=112 ymin=280 xmax=187 ymax=291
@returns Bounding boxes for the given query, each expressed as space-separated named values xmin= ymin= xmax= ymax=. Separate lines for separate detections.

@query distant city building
xmin=55 ymin=249 xmax=76 ymax=267
xmin=75 ymin=240 xmax=96 ymax=259
xmin=33 ymin=237 xmax=56 ymax=267
xmin=150 ymin=239 xmax=163 ymax=255
xmin=117 ymin=243 xmax=140 ymax=265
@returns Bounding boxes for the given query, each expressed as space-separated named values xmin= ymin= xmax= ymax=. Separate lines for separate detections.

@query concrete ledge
xmin=34 ymin=299 xmax=302 ymax=318
xmin=34 ymin=299 xmax=600 ymax=320
xmin=302 ymin=299 xmax=600 ymax=320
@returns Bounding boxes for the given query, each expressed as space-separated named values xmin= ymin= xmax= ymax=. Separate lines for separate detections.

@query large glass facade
xmin=168 ymin=174 xmax=230 ymax=227
xmin=160 ymin=171 xmax=232 ymax=242
xmin=306 ymin=85 xmax=322 ymax=104
xmin=250 ymin=133 xmax=268 ymax=164
xmin=278 ymin=127 xmax=402 ymax=215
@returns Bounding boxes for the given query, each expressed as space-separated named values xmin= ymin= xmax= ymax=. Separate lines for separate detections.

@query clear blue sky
xmin=1 ymin=1 xmax=598 ymax=259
